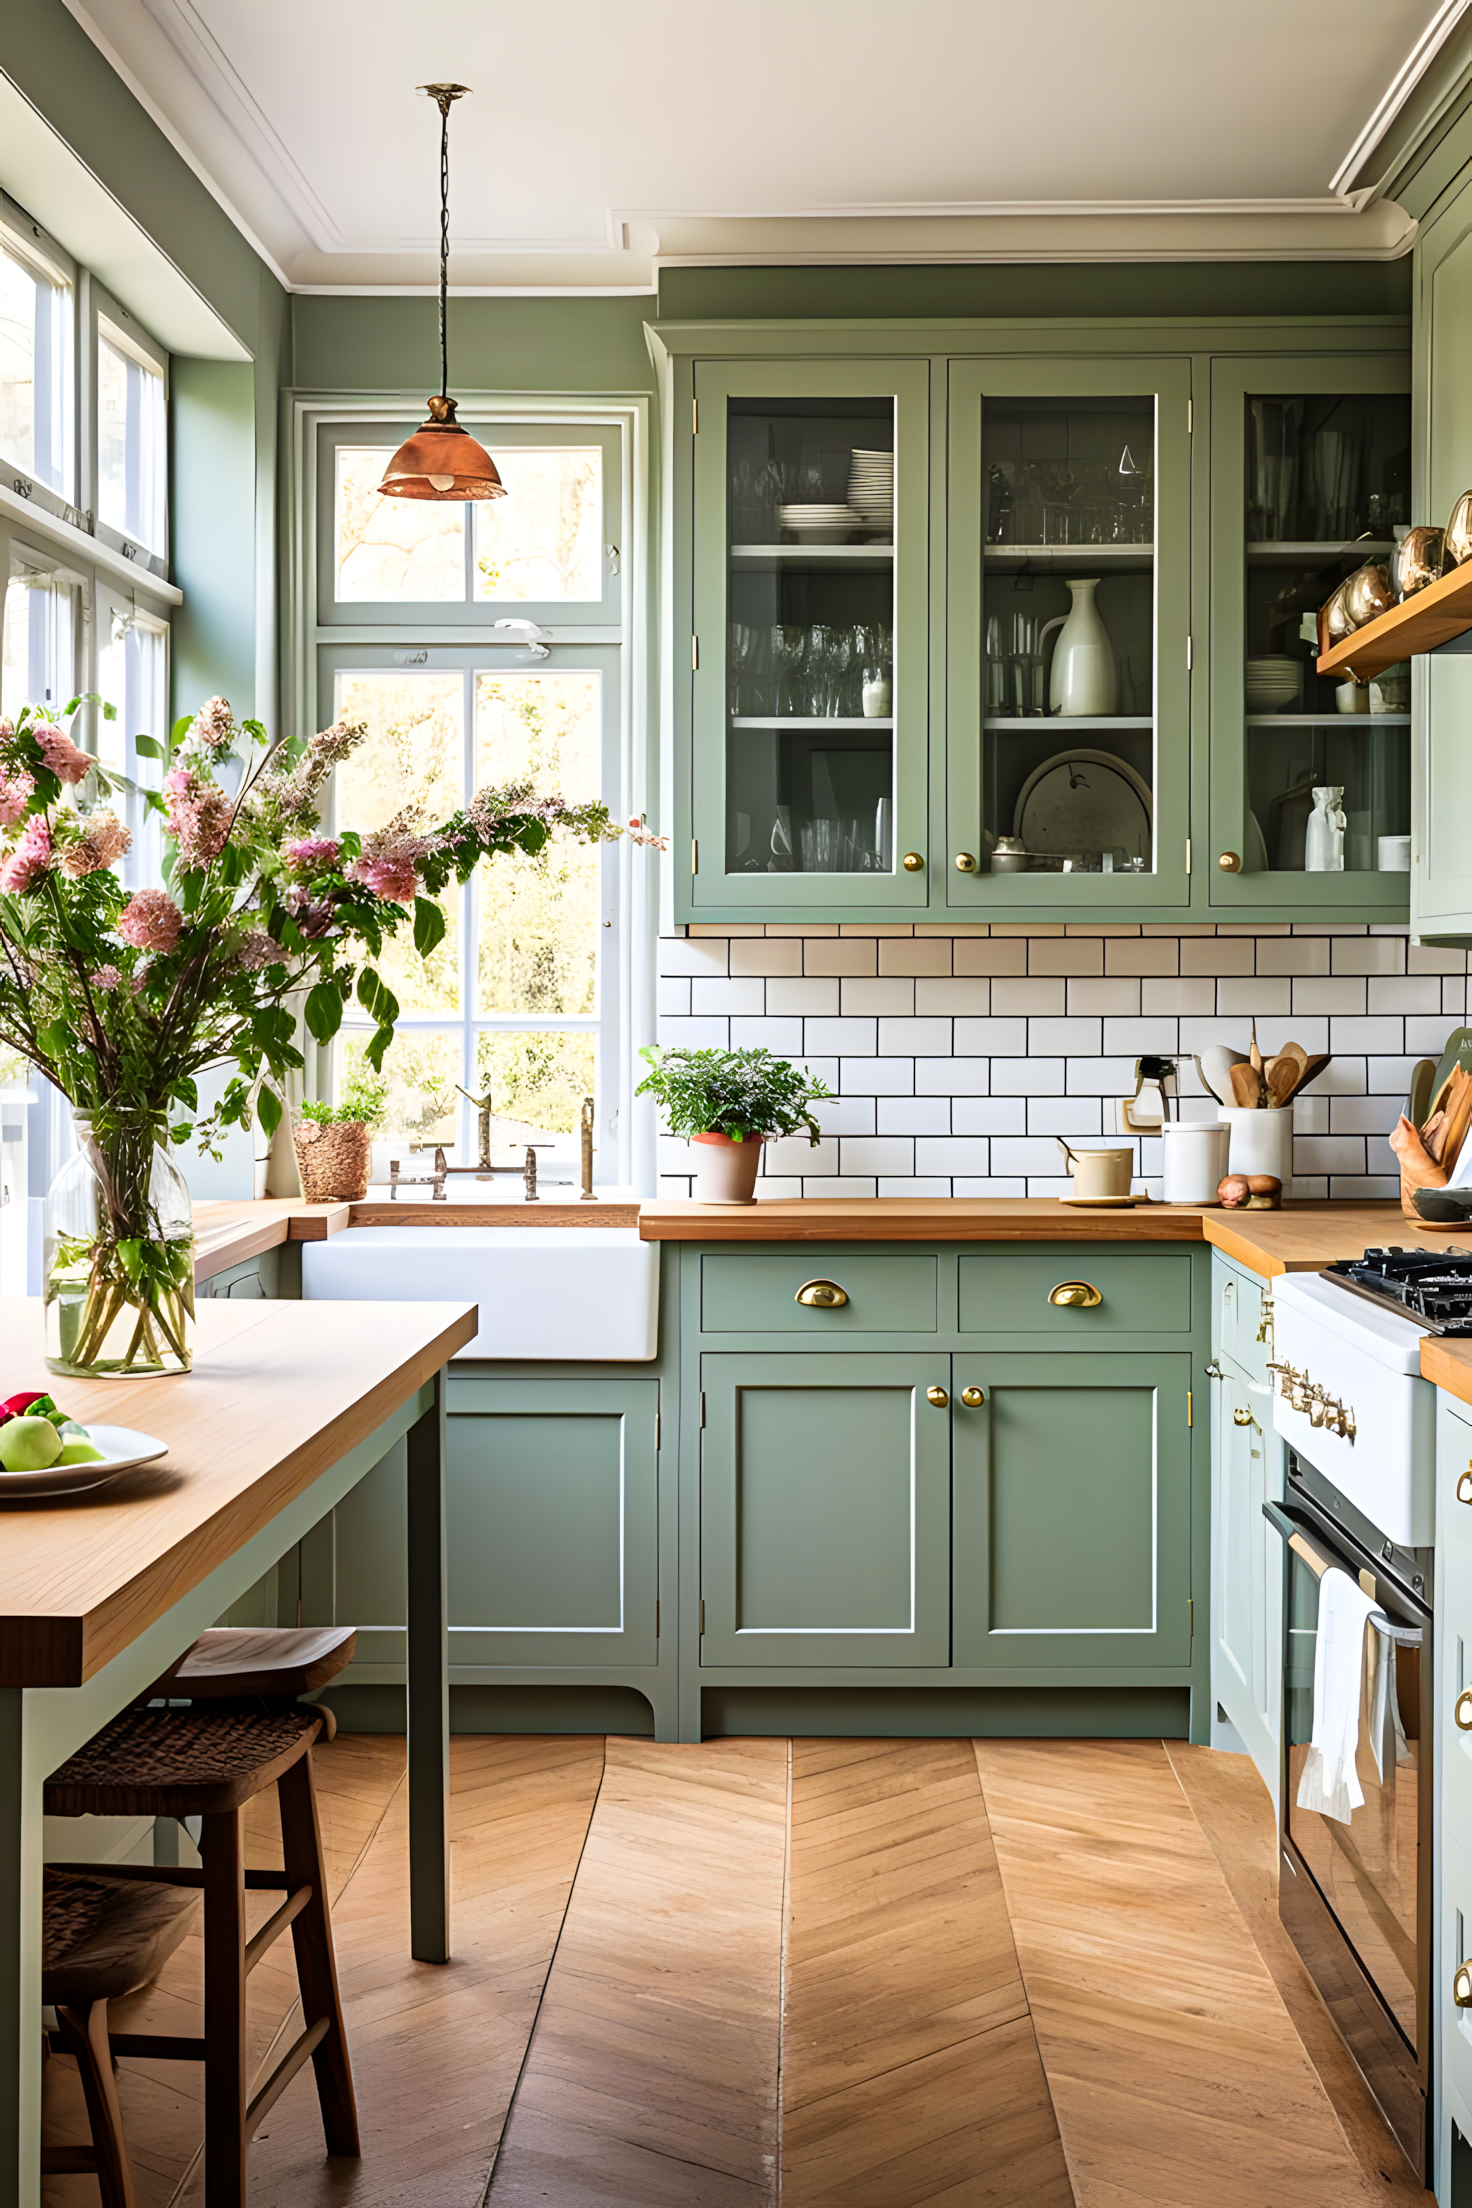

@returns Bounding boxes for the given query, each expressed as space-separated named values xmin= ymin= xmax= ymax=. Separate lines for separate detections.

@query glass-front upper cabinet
xmin=1208 ymin=356 xmax=1411 ymax=912
xmin=946 ymin=358 xmax=1191 ymax=909
xmin=688 ymin=360 xmax=930 ymax=912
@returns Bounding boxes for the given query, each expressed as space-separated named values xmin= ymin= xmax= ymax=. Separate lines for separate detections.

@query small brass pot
xmin=1343 ymin=560 xmax=1394 ymax=626
xmin=1318 ymin=579 xmax=1354 ymax=657
xmin=1445 ymin=490 xmax=1472 ymax=570
xmin=1393 ymin=527 xmax=1444 ymax=601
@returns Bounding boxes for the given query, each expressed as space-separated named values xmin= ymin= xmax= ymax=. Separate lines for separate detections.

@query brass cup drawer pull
xmin=1232 ymin=1407 xmax=1255 ymax=1428
xmin=795 ymin=1279 xmax=848 ymax=1309
xmin=927 ymin=1386 xmax=949 ymax=1409
xmin=960 ymin=1386 xmax=986 ymax=1409
xmin=1050 ymin=1280 xmax=1103 ymax=1310
xmin=1459 ymin=1468 xmax=1472 ymax=1506
xmin=1456 ymin=1690 xmax=1472 ymax=1734
xmin=1456 ymin=1961 xmax=1472 ymax=2009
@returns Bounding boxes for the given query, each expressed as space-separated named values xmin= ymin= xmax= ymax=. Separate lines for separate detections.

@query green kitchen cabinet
xmin=1208 ymin=1253 xmax=1285 ymax=1813
xmin=951 ymin=1351 xmax=1193 ymax=1671
xmin=1414 ymin=180 xmax=1472 ymax=942
xmin=698 ymin=1352 xmax=951 ymax=1666
xmin=1208 ymin=353 xmax=1411 ymax=917
xmin=946 ymin=355 xmax=1192 ymax=908
xmin=688 ymin=357 xmax=932 ymax=914
xmin=322 ymin=1377 xmax=659 ymax=1670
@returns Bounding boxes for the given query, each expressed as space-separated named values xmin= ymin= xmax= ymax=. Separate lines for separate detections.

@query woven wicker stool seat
xmin=151 ymin=1625 xmax=357 ymax=1703
xmin=47 ymin=1700 xmax=358 ymax=2206
xmin=41 ymin=1869 xmax=200 ymax=2208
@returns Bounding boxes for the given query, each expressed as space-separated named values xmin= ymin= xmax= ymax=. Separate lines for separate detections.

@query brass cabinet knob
xmin=954 ymin=852 xmax=978 ymax=873
xmin=1049 ymin=1280 xmax=1103 ymax=1309
xmin=1218 ymin=851 xmax=1242 ymax=873
xmin=795 ymin=1279 xmax=848 ymax=1309
xmin=926 ymin=1385 xmax=949 ymax=1408
xmin=1232 ymin=1406 xmax=1255 ymax=1427
xmin=1456 ymin=1961 xmax=1472 ymax=2009
xmin=1459 ymin=1468 xmax=1472 ymax=1506
xmin=1457 ymin=1690 xmax=1472 ymax=1733
xmin=960 ymin=1385 xmax=986 ymax=1408
xmin=902 ymin=851 xmax=925 ymax=872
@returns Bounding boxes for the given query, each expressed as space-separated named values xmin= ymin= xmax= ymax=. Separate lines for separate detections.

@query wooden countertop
xmin=0 ymin=1295 xmax=476 ymax=1688
xmin=636 ymin=1197 xmax=1406 ymax=1278
xmin=1420 ymin=1337 xmax=1472 ymax=1406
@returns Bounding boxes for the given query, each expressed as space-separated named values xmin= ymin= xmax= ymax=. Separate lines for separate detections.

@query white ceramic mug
xmin=1161 ymin=1122 xmax=1230 ymax=1204
xmin=1056 ymin=1140 xmax=1133 ymax=1200
xmin=1220 ymin=1106 xmax=1294 ymax=1195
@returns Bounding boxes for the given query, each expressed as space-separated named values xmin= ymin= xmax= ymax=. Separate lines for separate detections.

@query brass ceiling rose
xmin=378 ymin=85 xmax=505 ymax=504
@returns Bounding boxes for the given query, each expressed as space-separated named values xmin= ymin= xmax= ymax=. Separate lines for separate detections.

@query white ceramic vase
xmin=1042 ymin=579 xmax=1117 ymax=717
xmin=1305 ymin=786 xmax=1346 ymax=872
xmin=690 ymin=1132 xmax=763 ymax=1204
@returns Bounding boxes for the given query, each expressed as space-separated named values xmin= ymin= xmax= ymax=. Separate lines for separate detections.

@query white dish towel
xmin=1296 ymin=1565 xmax=1380 ymax=1825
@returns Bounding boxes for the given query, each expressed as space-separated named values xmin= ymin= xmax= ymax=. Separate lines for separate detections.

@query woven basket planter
xmin=293 ymin=1119 xmax=372 ymax=1203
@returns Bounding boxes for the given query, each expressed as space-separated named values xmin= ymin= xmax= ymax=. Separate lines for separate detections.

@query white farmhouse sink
xmin=300 ymin=1227 xmax=659 ymax=1361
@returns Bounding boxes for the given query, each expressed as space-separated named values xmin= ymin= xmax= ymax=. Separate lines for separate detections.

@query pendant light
xmin=377 ymin=84 xmax=506 ymax=503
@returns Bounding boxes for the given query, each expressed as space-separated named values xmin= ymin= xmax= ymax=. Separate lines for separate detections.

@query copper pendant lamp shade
xmin=378 ymin=86 xmax=505 ymax=504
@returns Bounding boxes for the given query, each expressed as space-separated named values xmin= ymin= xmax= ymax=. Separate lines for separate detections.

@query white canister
xmin=1220 ymin=1106 xmax=1294 ymax=1196
xmin=1161 ymin=1121 xmax=1231 ymax=1204
xmin=1378 ymin=833 xmax=1411 ymax=871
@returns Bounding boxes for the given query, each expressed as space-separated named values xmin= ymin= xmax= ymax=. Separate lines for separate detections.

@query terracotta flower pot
xmin=690 ymin=1131 xmax=763 ymax=1204
xmin=293 ymin=1119 xmax=372 ymax=1202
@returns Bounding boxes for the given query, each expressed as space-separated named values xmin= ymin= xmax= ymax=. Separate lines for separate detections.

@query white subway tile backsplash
xmin=1329 ymin=1176 xmax=1399 ymax=1200
xmin=653 ymin=927 xmax=1452 ymax=1200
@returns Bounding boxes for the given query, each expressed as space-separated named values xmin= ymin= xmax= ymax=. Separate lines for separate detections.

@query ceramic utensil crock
xmin=1220 ymin=1106 xmax=1294 ymax=1195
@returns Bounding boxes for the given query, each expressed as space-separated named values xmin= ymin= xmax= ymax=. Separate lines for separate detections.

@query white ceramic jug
xmin=1041 ymin=579 xmax=1118 ymax=718
xmin=1304 ymin=786 xmax=1346 ymax=872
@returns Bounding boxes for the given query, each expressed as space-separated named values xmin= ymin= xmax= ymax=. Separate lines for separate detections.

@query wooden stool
xmin=41 ymin=1868 xmax=200 ymax=2208
xmin=46 ymin=1704 xmax=359 ymax=2208
xmin=150 ymin=1626 xmax=357 ymax=1703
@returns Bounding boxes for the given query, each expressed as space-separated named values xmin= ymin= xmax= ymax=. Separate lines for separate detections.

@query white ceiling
xmin=58 ymin=0 xmax=1467 ymax=291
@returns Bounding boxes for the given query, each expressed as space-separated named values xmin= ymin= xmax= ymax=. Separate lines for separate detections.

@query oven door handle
xmin=1262 ymin=1499 xmax=1336 ymax=1582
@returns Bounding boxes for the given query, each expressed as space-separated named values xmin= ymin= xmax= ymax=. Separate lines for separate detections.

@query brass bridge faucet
xmin=580 ymin=1095 xmax=597 ymax=1202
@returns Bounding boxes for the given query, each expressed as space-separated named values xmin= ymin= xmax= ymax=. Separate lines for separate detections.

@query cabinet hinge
xmin=1187 ymin=1390 xmax=1193 ymax=1427
xmin=699 ymin=1599 xmax=706 ymax=1636
xmin=1186 ymin=635 xmax=1193 ymax=672
xmin=1185 ymin=839 xmax=1192 ymax=875
xmin=699 ymin=1391 xmax=706 ymax=1428
xmin=692 ymin=635 xmax=699 ymax=672
xmin=655 ymin=1411 xmax=661 ymax=1451
xmin=655 ymin=1600 xmax=660 ymax=1638
xmin=692 ymin=396 xmax=698 ymax=435
xmin=691 ymin=838 xmax=699 ymax=876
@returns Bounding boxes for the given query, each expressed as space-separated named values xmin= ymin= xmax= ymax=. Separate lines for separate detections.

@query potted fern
xmin=637 ymin=1045 xmax=831 ymax=1204
xmin=292 ymin=1068 xmax=389 ymax=1202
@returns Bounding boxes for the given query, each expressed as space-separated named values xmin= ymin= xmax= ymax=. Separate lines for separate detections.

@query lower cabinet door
xmin=700 ymin=1353 xmax=951 ymax=1667
xmin=327 ymin=1378 xmax=659 ymax=1668
xmin=952 ymin=1351 xmax=1192 ymax=1670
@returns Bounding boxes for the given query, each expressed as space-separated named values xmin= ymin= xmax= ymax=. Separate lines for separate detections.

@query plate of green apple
xmin=0 ymin=1392 xmax=166 ymax=1498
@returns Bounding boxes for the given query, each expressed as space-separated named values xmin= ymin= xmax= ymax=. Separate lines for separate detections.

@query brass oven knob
xmin=1456 ymin=1690 xmax=1472 ymax=1733
xmin=902 ymin=852 xmax=925 ymax=872
xmin=954 ymin=852 xmax=978 ymax=873
xmin=960 ymin=1386 xmax=986 ymax=1408
xmin=1218 ymin=851 xmax=1242 ymax=873
xmin=1456 ymin=1961 xmax=1472 ymax=2009
xmin=1050 ymin=1281 xmax=1103 ymax=1309
xmin=1458 ymin=1468 xmax=1472 ymax=1506
xmin=927 ymin=1386 xmax=949 ymax=1408
xmin=795 ymin=1279 xmax=848 ymax=1309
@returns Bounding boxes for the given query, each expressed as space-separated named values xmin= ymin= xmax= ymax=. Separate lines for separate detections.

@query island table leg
xmin=0 ymin=1688 xmax=42 ymax=2208
xmin=405 ymin=1372 xmax=450 ymax=1963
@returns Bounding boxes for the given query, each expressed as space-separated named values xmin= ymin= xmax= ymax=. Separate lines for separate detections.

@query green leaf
xmin=364 ymin=1021 xmax=396 ymax=1073
xmin=413 ymin=897 xmax=447 ymax=957
xmin=134 ymin=733 xmax=164 ymax=761
xmin=101 ymin=700 xmax=117 ymax=721
xmin=256 ymin=1085 xmax=283 ymax=1138
xmin=172 ymin=1076 xmax=198 ymax=1113
xmin=304 ymin=981 xmax=344 ymax=1044
xmin=170 ymin=714 xmax=192 ymax=752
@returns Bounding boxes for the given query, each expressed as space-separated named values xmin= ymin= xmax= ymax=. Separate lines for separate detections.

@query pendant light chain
xmin=437 ymin=93 xmax=452 ymax=403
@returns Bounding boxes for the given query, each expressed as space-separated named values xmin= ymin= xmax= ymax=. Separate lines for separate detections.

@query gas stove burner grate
xmin=1325 ymin=1246 xmax=1472 ymax=1333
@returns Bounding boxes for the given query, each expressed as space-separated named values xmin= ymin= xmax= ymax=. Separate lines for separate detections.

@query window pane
xmin=335 ymin=447 xmax=464 ymax=601
xmin=473 ymin=448 xmax=602 ymax=601
xmin=2 ymin=562 xmax=76 ymax=717
xmin=334 ymin=668 xmax=464 ymax=1014
xmin=339 ymin=1029 xmax=460 ymax=1147
xmin=98 ymin=328 xmax=165 ymax=550
xmin=474 ymin=671 xmax=600 ymax=1016
xmin=472 ymin=1030 xmax=595 ymax=1142
xmin=0 ymin=240 xmax=72 ymax=497
xmin=97 ymin=610 xmax=168 ymax=883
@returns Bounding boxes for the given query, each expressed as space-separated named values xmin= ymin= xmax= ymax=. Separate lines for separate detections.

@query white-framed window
xmin=96 ymin=596 xmax=169 ymax=882
xmin=308 ymin=409 xmax=643 ymax=1190
xmin=96 ymin=307 xmax=167 ymax=559
xmin=1 ymin=549 xmax=81 ymax=716
xmin=0 ymin=203 xmax=74 ymax=502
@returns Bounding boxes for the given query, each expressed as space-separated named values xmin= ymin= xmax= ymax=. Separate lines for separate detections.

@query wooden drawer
xmin=958 ymin=1247 xmax=1192 ymax=1335
xmin=699 ymin=1249 xmax=938 ymax=1334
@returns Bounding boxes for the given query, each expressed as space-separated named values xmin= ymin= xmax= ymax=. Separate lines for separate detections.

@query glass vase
xmin=44 ymin=1110 xmax=195 ymax=1377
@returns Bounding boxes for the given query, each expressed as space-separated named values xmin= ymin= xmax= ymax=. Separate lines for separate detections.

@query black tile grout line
xmin=480 ymin=1736 xmax=609 ymax=2205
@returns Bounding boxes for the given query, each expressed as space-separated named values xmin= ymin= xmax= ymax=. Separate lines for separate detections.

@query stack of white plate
xmin=847 ymin=449 xmax=894 ymax=536
xmin=1244 ymin=656 xmax=1305 ymax=713
xmin=779 ymin=503 xmax=862 ymax=544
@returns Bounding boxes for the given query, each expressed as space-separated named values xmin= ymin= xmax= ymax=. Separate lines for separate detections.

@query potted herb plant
xmin=637 ymin=1045 xmax=831 ymax=1205
xmin=292 ymin=1068 xmax=388 ymax=1202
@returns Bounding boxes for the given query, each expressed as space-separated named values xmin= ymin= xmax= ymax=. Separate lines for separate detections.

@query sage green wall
xmin=290 ymin=294 xmax=658 ymax=396
xmin=0 ymin=0 xmax=291 ymax=728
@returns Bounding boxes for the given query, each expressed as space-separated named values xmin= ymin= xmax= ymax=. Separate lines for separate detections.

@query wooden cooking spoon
xmin=1230 ymin=1061 xmax=1266 ymax=1108
xmin=1276 ymin=1041 xmax=1309 ymax=1080
xmin=1283 ymin=1052 xmax=1332 ymax=1103
xmin=1265 ymin=1057 xmax=1299 ymax=1109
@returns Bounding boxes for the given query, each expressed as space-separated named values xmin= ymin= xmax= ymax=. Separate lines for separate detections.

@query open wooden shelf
xmin=1318 ymin=558 xmax=1472 ymax=679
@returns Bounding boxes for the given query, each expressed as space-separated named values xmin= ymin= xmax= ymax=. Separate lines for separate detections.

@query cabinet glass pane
xmin=1242 ymin=391 xmax=1411 ymax=875
xmin=982 ymin=398 xmax=1157 ymax=876
xmin=725 ymin=398 xmax=895 ymax=877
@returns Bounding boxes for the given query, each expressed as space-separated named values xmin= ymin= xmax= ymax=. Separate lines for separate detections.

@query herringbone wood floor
xmin=40 ymin=1735 xmax=1433 ymax=2207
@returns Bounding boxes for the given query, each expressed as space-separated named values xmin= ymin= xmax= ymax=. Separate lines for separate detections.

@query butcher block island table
xmin=0 ymin=1293 xmax=475 ymax=2208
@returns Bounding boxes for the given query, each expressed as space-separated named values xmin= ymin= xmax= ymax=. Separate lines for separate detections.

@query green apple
xmin=57 ymin=1438 xmax=104 ymax=1464
xmin=0 ymin=1416 xmax=65 ymax=1471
